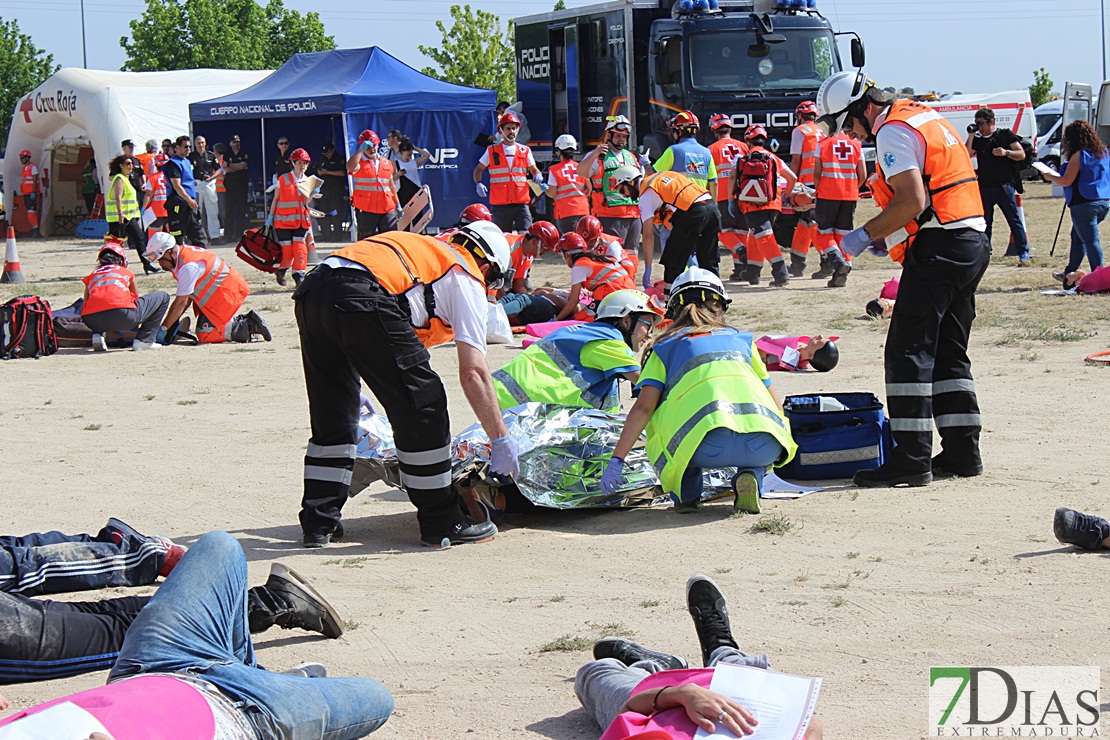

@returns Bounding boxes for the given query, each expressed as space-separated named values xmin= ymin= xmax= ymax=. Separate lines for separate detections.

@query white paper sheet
xmin=0 ymin=702 xmax=110 ymax=739
xmin=762 ymin=472 xmax=822 ymax=499
xmin=693 ymin=664 xmax=822 ymax=740
xmin=1032 ymin=161 xmax=1060 ymax=177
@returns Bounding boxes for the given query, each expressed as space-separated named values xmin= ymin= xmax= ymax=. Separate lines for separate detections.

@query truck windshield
xmin=687 ymin=30 xmax=839 ymax=92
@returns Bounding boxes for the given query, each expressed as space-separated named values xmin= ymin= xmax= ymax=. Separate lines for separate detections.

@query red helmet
xmin=498 ymin=112 xmax=521 ymax=129
xmin=290 ymin=147 xmax=311 ymax=163
xmin=18 ymin=150 xmax=31 ymax=158
xmin=98 ymin=242 xmax=128 ymax=268
xmin=458 ymin=203 xmax=492 ymax=225
xmin=708 ymin=114 xmax=732 ymax=131
xmin=527 ymin=221 xmax=560 ymax=251
xmin=554 ymin=232 xmax=587 ymax=254
xmin=744 ymin=124 xmax=768 ymax=141
xmin=672 ymin=110 xmax=700 ymax=131
xmin=574 ymin=215 xmax=604 ymax=245
xmin=795 ymin=100 xmax=818 ymax=118
xmin=357 ymin=129 xmax=380 ymax=148
xmin=154 ymin=152 xmax=167 ymax=165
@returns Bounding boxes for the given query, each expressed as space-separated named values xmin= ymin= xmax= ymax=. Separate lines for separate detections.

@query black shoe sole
xmin=853 ymin=470 xmax=932 ymax=488
xmin=268 ymin=563 xmax=345 ymax=638
xmin=932 ymin=465 xmax=984 ymax=479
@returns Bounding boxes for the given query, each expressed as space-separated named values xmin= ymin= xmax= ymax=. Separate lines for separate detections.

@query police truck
xmin=514 ymin=0 xmax=863 ymax=162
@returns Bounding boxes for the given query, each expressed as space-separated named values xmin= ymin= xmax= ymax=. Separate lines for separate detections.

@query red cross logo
xmin=833 ymin=140 xmax=854 ymax=161
xmin=721 ymin=144 xmax=744 ymax=162
xmin=19 ymin=96 xmax=33 ymax=123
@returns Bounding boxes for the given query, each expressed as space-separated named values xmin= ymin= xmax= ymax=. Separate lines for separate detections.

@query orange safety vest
xmin=136 ymin=152 xmax=154 ymax=179
xmin=574 ymin=254 xmax=636 ymax=303
xmin=20 ymin=164 xmax=38 ymax=195
xmin=174 ymin=246 xmax=250 ymax=327
xmin=709 ymin=137 xmax=748 ymax=202
xmin=815 ymin=134 xmax=862 ymax=201
xmin=871 ymin=100 xmax=984 ymax=263
xmin=82 ymin=264 xmax=136 ymax=314
xmin=273 ymin=172 xmax=311 ymax=230
xmin=595 ymin=232 xmax=637 ymax=278
xmin=486 ymin=144 xmax=531 ymax=205
xmin=640 ymin=171 xmax=708 ymax=228
xmin=149 ymin=171 xmax=168 ymax=218
xmin=794 ymin=121 xmax=825 ymax=186
xmin=215 ymin=155 xmax=225 ymax=194
xmin=550 ymin=160 xmax=589 ymax=220
xmin=333 ymin=232 xmax=485 ymax=349
xmin=351 ymin=157 xmax=397 ymax=213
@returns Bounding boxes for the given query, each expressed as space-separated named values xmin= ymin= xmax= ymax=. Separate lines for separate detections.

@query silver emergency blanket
xmin=351 ymin=403 xmax=737 ymax=509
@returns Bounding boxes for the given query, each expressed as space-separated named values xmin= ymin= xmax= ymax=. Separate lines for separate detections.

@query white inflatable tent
xmin=4 ymin=67 xmax=270 ymax=236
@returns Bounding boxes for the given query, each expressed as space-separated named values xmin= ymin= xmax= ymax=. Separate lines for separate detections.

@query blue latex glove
xmin=360 ymin=141 xmax=373 ymax=152
xmin=641 ymin=264 xmax=653 ymax=291
xmin=489 ymin=435 xmax=520 ymax=479
xmin=476 ymin=182 xmax=489 ymax=198
xmin=533 ymin=172 xmax=544 ymax=183
xmin=600 ymin=457 xmax=625 ymax=495
xmin=311 ymin=187 xmax=322 ymax=200
xmin=155 ymin=327 xmax=168 ymax=344
xmin=839 ymin=226 xmax=872 ymax=257
xmin=866 ymin=240 xmax=889 ymax=258
xmin=264 ymin=214 xmax=274 ymax=228
xmin=359 ymin=392 xmax=375 ymax=415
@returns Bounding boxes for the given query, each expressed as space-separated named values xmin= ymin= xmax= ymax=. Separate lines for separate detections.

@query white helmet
xmin=816 ymin=70 xmax=873 ymax=135
xmin=451 ymin=222 xmax=512 ymax=289
xmin=554 ymin=134 xmax=578 ymax=152
xmin=605 ymin=115 xmax=632 ymax=133
xmin=595 ymin=289 xmax=660 ymax=322
xmin=611 ymin=164 xmax=642 ymax=188
xmin=143 ymin=231 xmax=177 ymax=263
xmin=667 ymin=267 xmax=731 ymax=315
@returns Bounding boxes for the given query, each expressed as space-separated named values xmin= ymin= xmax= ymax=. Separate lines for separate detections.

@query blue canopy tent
xmin=189 ymin=47 xmax=497 ymax=232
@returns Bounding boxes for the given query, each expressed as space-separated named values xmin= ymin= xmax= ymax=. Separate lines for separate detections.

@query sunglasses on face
xmin=278 ymin=141 xmax=289 ymax=146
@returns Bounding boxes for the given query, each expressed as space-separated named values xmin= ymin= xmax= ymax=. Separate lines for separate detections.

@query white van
xmin=1035 ymin=99 xmax=1064 ymax=170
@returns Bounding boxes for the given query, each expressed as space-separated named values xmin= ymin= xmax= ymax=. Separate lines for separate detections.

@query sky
xmin=2 ymin=0 xmax=1105 ymax=99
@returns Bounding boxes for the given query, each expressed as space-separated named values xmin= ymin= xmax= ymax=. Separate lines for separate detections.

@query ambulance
xmin=923 ymin=90 xmax=1037 ymax=178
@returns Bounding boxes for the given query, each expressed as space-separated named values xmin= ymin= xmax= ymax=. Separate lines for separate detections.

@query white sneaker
xmin=132 ymin=340 xmax=163 ymax=351
xmin=92 ymin=334 xmax=107 ymax=352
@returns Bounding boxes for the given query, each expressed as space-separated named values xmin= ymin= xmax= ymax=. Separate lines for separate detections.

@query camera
xmin=966 ymin=123 xmax=979 ymax=134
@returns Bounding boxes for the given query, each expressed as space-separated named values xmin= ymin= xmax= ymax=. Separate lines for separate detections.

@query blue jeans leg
xmin=1066 ymin=200 xmax=1108 ymax=272
xmin=677 ymin=429 xmax=785 ymax=503
xmin=109 ymin=531 xmax=393 ymax=739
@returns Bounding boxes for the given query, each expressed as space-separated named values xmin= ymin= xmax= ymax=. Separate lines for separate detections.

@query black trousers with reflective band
xmin=661 ymin=200 xmax=722 ymax=288
xmin=884 ymin=226 xmax=990 ymax=472
xmin=293 ymin=266 xmax=458 ymax=539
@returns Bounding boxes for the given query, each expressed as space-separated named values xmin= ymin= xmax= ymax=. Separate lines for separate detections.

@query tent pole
xmin=260 ymin=117 xmax=268 ymax=219
xmin=341 ymin=112 xmax=355 ymax=242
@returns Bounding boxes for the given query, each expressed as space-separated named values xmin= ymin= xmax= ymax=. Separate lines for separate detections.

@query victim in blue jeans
xmin=678 ymin=429 xmax=784 ymax=504
xmin=108 ymin=531 xmax=393 ymax=739
xmin=1066 ymin=199 xmax=1108 ymax=273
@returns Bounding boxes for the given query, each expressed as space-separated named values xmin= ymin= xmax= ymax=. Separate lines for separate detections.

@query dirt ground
xmin=2 ymin=180 xmax=1108 ymax=738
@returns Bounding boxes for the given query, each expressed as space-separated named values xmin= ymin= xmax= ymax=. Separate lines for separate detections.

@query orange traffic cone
xmin=1 ymin=227 xmax=25 ymax=284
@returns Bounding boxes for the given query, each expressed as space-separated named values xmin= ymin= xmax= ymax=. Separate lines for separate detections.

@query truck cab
xmin=515 ymin=0 xmax=855 ymax=164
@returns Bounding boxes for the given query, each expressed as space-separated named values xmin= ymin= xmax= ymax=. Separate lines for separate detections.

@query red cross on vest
xmin=834 ymin=140 xmax=854 ymax=161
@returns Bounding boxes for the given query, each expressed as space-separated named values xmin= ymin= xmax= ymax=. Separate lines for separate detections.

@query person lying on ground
xmin=755 ymin=334 xmax=839 ymax=372
xmin=865 ymin=276 xmax=900 ymax=319
xmin=1053 ymin=508 xmax=1110 ymax=551
xmin=82 ymin=242 xmax=171 ymax=352
xmin=493 ymin=290 xmax=661 ymax=413
xmin=551 ymin=233 xmax=637 ymax=322
xmin=1057 ymin=265 xmax=1110 ymax=293
xmin=0 ymin=531 xmax=392 ymax=739
xmin=496 ymin=222 xmax=562 ymax=326
xmin=576 ymin=574 xmax=823 ymax=739
xmin=0 ymin=560 xmax=343 ymax=685
xmin=600 ymin=268 xmax=796 ymax=515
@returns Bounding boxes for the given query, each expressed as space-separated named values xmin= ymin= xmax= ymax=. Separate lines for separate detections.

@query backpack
xmin=1003 ymin=128 xmax=1035 ymax=192
xmin=235 ymin=227 xmax=283 ymax=274
xmin=1 ymin=295 xmax=58 ymax=359
xmin=734 ymin=150 xmax=779 ymax=205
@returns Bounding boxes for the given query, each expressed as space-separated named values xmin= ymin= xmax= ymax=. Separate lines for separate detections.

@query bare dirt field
xmin=2 ymin=180 xmax=1109 ymax=738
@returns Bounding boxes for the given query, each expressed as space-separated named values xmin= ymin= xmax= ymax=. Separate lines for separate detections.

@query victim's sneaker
xmin=156 ymin=537 xmax=187 ymax=578
xmin=686 ymin=574 xmax=739 ymax=667
xmin=265 ymin=563 xmax=345 ymax=638
xmin=1053 ymin=508 xmax=1109 ymax=551
xmin=593 ymin=638 xmax=688 ymax=671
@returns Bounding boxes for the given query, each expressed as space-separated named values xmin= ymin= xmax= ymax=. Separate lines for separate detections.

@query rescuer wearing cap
xmin=266 ymin=147 xmax=313 ymax=287
xmin=708 ymin=114 xmax=749 ymax=281
xmin=348 ymin=130 xmax=400 ymax=238
xmin=81 ymin=243 xmax=171 ymax=351
xmin=652 ymin=110 xmax=717 ymax=191
xmin=548 ymin=134 xmax=592 ymax=234
xmin=787 ymin=101 xmax=827 ymax=277
xmin=817 ymin=71 xmax=990 ymax=488
xmin=16 ymin=150 xmax=41 ymax=237
xmin=292 ymin=224 xmax=521 ymax=549
xmin=578 ymin=115 xmax=644 ymax=254
xmin=473 ymin=112 xmax=542 ymax=232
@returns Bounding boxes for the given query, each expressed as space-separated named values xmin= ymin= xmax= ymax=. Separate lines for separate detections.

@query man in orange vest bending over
xmin=818 ymin=71 xmax=989 ymax=488
xmin=144 ymin=232 xmax=271 ymax=345
xmin=292 ymin=223 xmax=521 ymax=549
xmin=473 ymin=112 xmax=542 ymax=232
xmin=348 ymin=129 xmax=400 ymax=239
xmin=16 ymin=150 xmax=41 ymax=237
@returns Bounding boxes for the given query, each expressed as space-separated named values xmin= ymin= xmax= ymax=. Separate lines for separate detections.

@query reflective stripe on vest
xmin=710 ymin=138 xmax=747 ymax=202
xmin=352 ymin=158 xmax=397 ymax=212
xmin=659 ymin=350 xmax=750 ymax=403
xmin=215 ymin=155 xmax=225 ymax=193
xmin=816 ymin=135 xmax=861 ymax=201
xmin=107 ymin=174 xmax=141 ymax=222
xmin=194 ymin=256 xmax=230 ymax=310
xmin=653 ymin=400 xmax=786 ymax=471
xmin=551 ymin=160 xmax=590 ymax=220
xmin=487 ymin=144 xmax=531 ymax=205
xmin=20 ymin=164 xmax=37 ymax=195
xmin=795 ymin=122 xmax=825 ymax=185
xmin=274 ymin=172 xmax=310 ymax=229
xmin=592 ymin=149 xmax=640 ymax=216
xmin=532 ymin=336 xmax=620 ymax=410
xmin=175 ymin=246 xmax=250 ymax=327
xmin=82 ymin=265 xmax=136 ymax=314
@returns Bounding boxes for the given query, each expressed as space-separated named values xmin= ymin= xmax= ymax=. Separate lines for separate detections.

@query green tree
xmin=0 ymin=18 xmax=57 ymax=152
xmin=419 ymin=4 xmax=515 ymax=102
xmin=1029 ymin=67 xmax=1053 ymax=108
xmin=121 ymin=0 xmax=334 ymax=71
xmin=899 ymin=86 xmax=915 ymax=96
xmin=554 ymin=0 xmax=567 ymax=8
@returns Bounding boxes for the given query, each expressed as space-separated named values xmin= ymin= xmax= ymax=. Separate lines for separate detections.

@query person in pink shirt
xmin=576 ymin=575 xmax=823 ymax=739
xmin=755 ymin=335 xmax=839 ymax=372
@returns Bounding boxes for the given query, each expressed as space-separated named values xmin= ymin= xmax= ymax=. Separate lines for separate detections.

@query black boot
xmin=248 ymin=563 xmax=345 ymax=638
xmin=420 ymin=519 xmax=497 ymax=548
xmin=931 ymin=452 xmax=983 ymax=478
xmin=769 ymin=260 xmax=790 ymax=287
xmin=275 ymin=268 xmax=288 ymax=286
xmin=728 ymin=262 xmax=745 ymax=282
xmin=827 ymin=261 xmax=852 ymax=288
xmin=141 ymin=256 xmax=161 ymax=275
xmin=593 ymin=638 xmax=688 ymax=670
xmin=788 ymin=253 xmax=806 ymax=278
xmin=810 ymin=253 xmax=833 ymax=279
xmin=853 ymin=464 xmax=932 ymax=488
xmin=745 ymin=263 xmax=762 ymax=286
xmin=686 ymin=575 xmax=739 ymax=667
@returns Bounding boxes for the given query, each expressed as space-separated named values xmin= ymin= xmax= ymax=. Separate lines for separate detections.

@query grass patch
xmin=639 ymin=599 xmax=660 ymax=608
xmin=1019 ymin=350 xmax=1042 ymax=362
xmin=869 ymin=556 xmax=883 ymax=563
xmin=345 ymin=620 xmax=361 ymax=631
xmin=587 ymin=621 xmax=635 ymax=637
xmin=144 ymin=394 xmax=156 ymax=401
xmin=540 ymin=635 xmax=593 ymax=653
xmin=504 ymin=596 xmax=518 ymax=603
xmin=322 ymin=556 xmax=370 ymax=568
xmin=550 ymin=594 xmax=566 ymax=603
xmin=83 ymin=423 xmax=102 ymax=431
xmin=785 ymin=600 xmax=807 ymax=606
xmin=43 ymin=399 xmax=52 ymax=405
xmin=231 ymin=347 xmax=260 ymax=353
xmin=714 ymin=567 xmax=732 ymax=574
xmin=830 ymin=596 xmax=848 ymax=608
xmin=177 ymin=400 xmax=197 ymax=406
xmin=846 ymin=552 xmax=860 ymax=559
xmin=750 ymin=512 xmax=796 ymax=536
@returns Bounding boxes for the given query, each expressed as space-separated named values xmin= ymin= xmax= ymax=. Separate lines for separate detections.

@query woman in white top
xmin=393 ymin=136 xmax=432 ymax=210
